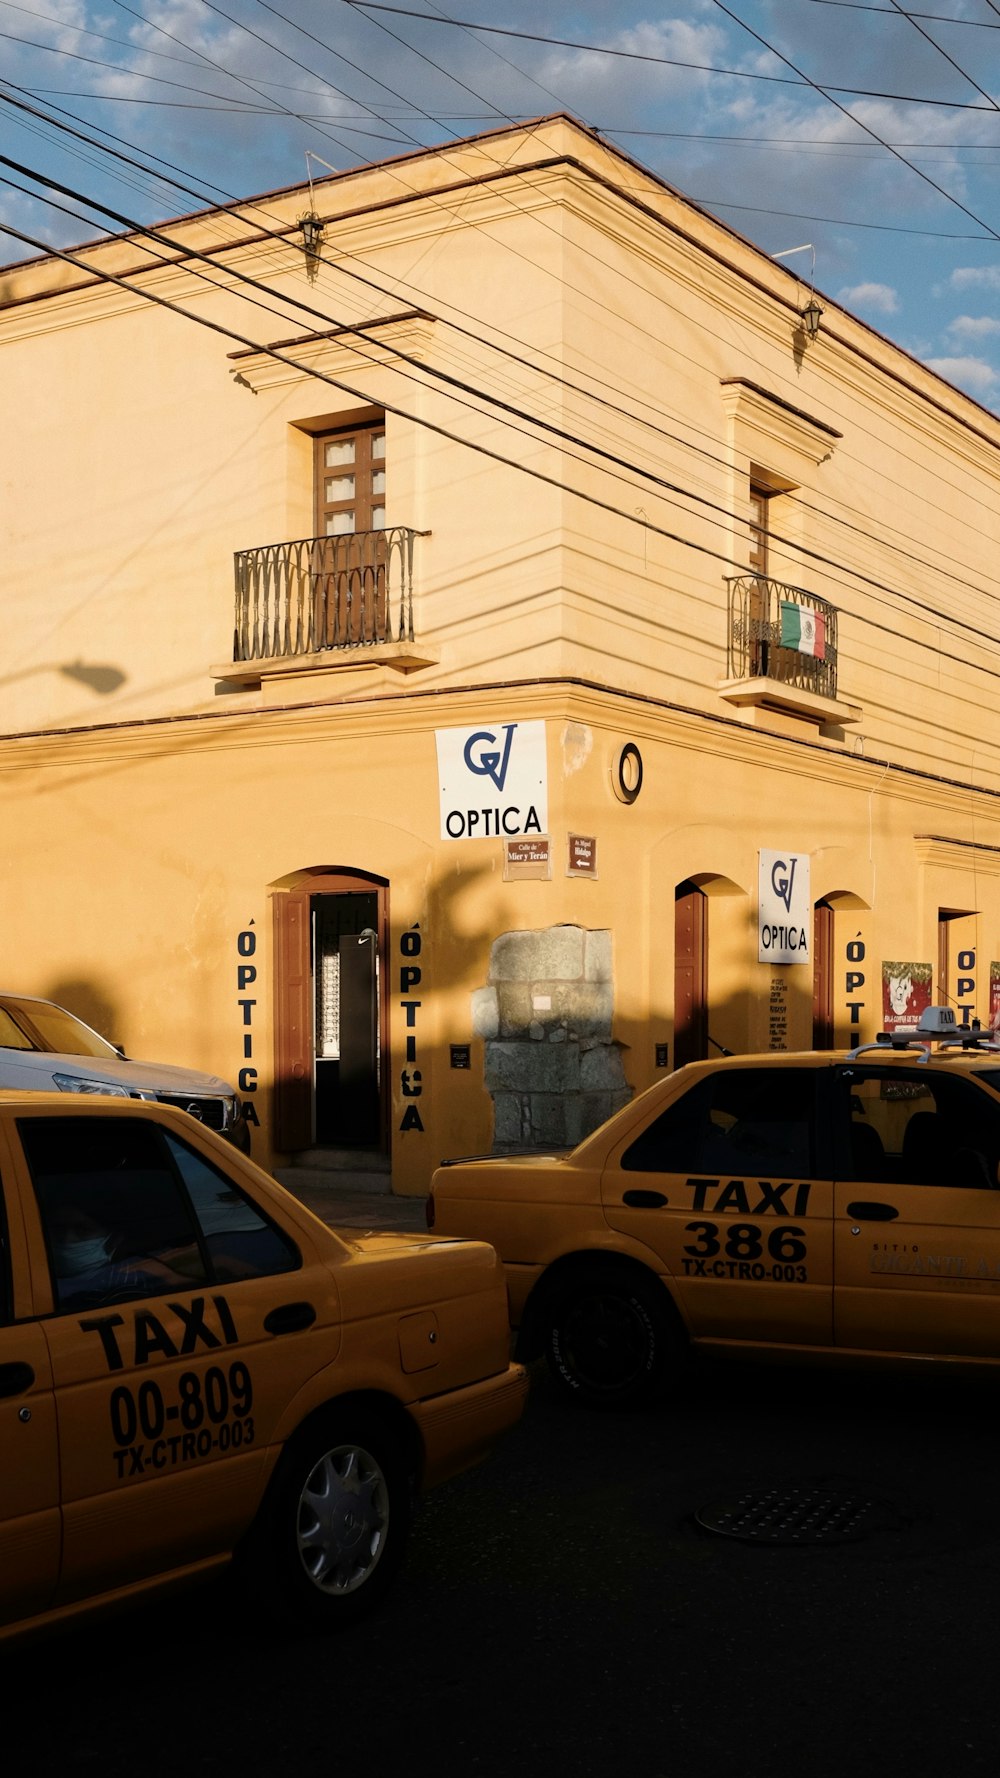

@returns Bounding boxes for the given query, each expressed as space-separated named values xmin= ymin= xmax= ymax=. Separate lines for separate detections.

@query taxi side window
xmin=162 ymin=1133 xmax=299 ymax=1281
xmin=21 ymin=1116 xmax=209 ymax=1313
xmin=840 ymin=1070 xmax=1000 ymax=1189
xmin=622 ymin=1069 xmax=817 ymax=1175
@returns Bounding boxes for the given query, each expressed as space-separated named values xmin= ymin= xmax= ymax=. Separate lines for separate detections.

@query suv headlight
xmin=52 ymin=1073 xmax=131 ymax=1098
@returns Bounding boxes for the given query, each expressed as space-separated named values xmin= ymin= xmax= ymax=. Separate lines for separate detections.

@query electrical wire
xmin=5 ymin=78 xmax=1000 ymax=644
xmin=7 ymin=176 xmax=1000 ymax=714
xmin=8 ymin=8 xmax=1000 ymax=644
xmin=337 ymin=1 xmax=1000 ymax=109
xmin=8 ymin=144 xmax=1000 ymax=662
xmin=8 ymin=6 xmax=1000 ymax=750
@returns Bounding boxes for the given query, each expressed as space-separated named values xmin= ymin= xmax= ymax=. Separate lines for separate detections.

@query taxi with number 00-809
xmin=0 ymin=1093 xmax=527 ymax=1643
xmin=428 ymin=1007 xmax=1000 ymax=1409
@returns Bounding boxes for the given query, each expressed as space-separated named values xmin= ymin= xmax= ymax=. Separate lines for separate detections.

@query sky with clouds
xmin=5 ymin=1 xmax=1000 ymax=405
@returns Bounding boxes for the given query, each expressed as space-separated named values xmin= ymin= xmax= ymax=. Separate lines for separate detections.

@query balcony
xmin=718 ymin=575 xmax=859 ymax=728
xmin=215 ymin=527 xmax=436 ymax=687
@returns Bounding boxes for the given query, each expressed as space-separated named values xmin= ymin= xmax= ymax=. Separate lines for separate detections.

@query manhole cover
xmin=695 ymin=1485 xmax=900 ymax=1546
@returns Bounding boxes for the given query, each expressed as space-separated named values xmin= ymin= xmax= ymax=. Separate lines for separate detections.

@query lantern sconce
xmin=801 ymin=295 xmax=823 ymax=341
xmin=298 ymin=211 xmax=324 ymax=258
xmin=774 ymin=242 xmax=822 ymax=343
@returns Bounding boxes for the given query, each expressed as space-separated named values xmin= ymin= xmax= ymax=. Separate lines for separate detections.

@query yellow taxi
xmin=0 ymin=1093 xmax=527 ymax=1642
xmin=429 ymin=1006 xmax=1000 ymax=1408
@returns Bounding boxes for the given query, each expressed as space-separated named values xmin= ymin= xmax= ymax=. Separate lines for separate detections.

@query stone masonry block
xmin=497 ymin=982 xmax=532 ymax=1034
xmin=489 ymin=931 xmax=539 ymax=982
xmin=471 ymin=986 xmax=499 ymax=1040
xmin=489 ymin=926 xmax=586 ymax=984
xmin=580 ymin=1043 xmax=629 ymax=1091
xmin=527 ymin=1094 xmax=568 ymax=1146
xmin=484 ymin=1041 xmax=581 ymax=1093
xmin=492 ymin=1092 xmax=525 ymax=1145
xmin=584 ymin=930 xmax=613 ymax=983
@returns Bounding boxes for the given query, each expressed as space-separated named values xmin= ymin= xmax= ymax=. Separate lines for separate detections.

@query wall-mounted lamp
xmin=801 ymin=296 xmax=823 ymax=340
xmin=298 ymin=211 xmax=324 ymax=257
xmin=774 ymin=243 xmax=823 ymax=344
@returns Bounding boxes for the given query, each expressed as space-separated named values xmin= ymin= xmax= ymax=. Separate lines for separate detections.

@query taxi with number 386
xmin=429 ymin=1006 xmax=1000 ymax=1408
xmin=0 ymin=1094 xmax=526 ymax=1642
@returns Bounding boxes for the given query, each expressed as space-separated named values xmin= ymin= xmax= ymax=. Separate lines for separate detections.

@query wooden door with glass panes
xmin=313 ymin=421 xmax=387 ymax=647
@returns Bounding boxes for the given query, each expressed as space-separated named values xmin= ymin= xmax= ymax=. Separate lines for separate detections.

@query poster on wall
xmin=757 ymin=849 xmax=811 ymax=964
xmin=881 ymin=961 xmax=932 ymax=1033
xmin=436 ymin=720 xmax=548 ymax=841
xmin=991 ymin=962 xmax=1000 ymax=1029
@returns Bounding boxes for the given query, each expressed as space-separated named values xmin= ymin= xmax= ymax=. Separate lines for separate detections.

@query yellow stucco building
xmin=5 ymin=114 xmax=1000 ymax=1195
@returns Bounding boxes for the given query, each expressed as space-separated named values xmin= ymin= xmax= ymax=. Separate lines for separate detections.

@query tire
xmin=542 ymin=1265 xmax=678 ymax=1410
xmin=242 ymin=1412 xmax=410 ymax=1631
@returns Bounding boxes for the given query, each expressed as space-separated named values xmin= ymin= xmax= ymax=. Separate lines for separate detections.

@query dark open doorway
xmin=313 ymin=893 xmax=379 ymax=1146
xmin=273 ymin=872 xmax=388 ymax=1154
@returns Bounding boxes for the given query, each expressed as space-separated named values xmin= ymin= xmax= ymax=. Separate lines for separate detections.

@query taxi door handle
xmin=263 ymin=1302 xmax=317 ymax=1336
xmin=622 ymin=1190 xmax=669 ymax=1209
xmin=845 ymin=1201 xmax=899 ymax=1222
xmin=0 ymin=1362 xmax=35 ymax=1397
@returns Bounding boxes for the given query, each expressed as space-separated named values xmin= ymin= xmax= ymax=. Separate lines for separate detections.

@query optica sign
xmin=758 ymin=849 xmax=811 ymax=964
xmin=436 ymin=720 xmax=548 ymax=840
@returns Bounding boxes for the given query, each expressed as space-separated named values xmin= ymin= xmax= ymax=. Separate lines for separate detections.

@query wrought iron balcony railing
xmin=233 ymin=527 xmax=417 ymax=663
xmin=726 ymin=575 xmax=838 ymax=702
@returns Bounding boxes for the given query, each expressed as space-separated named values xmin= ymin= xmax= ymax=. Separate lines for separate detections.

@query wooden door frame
xmin=674 ymin=881 xmax=708 ymax=1069
xmin=812 ymin=900 xmax=834 ymax=1049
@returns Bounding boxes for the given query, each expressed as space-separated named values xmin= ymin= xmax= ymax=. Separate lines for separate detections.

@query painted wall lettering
xmin=398 ymin=924 xmax=425 ymax=1134
xmin=957 ymin=948 xmax=977 ymax=1007
xmin=236 ymin=924 xmax=260 ymax=1126
xmin=845 ymin=933 xmax=865 ymax=1033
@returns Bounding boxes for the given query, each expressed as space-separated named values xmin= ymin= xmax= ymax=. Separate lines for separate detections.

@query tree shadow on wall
xmin=44 ymin=978 xmax=124 ymax=1051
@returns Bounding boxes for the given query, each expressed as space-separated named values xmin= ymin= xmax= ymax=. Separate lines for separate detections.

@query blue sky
xmin=5 ymin=2 xmax=1000 ymax=405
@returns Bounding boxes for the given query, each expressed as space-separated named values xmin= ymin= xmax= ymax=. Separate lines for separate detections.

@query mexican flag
xmin=780 ymin=600 xmax=826 ymax=659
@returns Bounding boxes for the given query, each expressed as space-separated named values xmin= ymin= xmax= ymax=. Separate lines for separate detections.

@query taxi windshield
xmin=8 ymin=1000 xmax=120 ymax=1060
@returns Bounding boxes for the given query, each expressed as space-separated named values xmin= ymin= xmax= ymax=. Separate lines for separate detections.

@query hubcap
xmin=296 ymin=1443 xmax=389 ymax=1595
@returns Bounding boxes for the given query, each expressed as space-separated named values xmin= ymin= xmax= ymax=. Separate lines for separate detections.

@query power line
xmin=6 ymin=177 xmax=1000 ymax=697
xmin=7 ymin=7 xmax=1000 ymax=624
xmin=8 ymin=9 xmax=1000 ymax=703
xmin=338 ymin=1 xmax=1000 ymax=111
xmin=4 ymin=143 xmax=997 ymax=648
xmin=5 ymin=81 xmax=1000 ymax=637
xmin=707 ymin=0 xmax=1000 ymax=247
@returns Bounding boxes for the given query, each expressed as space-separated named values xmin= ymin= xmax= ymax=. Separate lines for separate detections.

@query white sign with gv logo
xmin=436 ymin=720 xmax=548 ymax=840
xmin=758 ymin=849 xmax=811 ymax=964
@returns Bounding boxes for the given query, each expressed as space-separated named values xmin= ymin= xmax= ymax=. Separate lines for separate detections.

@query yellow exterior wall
xmin=5 ymin=117 xmax=1000 ymax=1193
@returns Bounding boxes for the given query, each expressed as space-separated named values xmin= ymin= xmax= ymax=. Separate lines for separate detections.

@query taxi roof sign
xmin=913 ymin=1005 xmax=957 ymax=1035
xmin=847 ymin=1004 xmax=1000 ymax=1061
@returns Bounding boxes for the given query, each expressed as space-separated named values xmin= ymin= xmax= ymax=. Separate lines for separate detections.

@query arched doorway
xmin=272 ymin=868 xmax=389 ymax=1154
xmin=812 ymin=890 xmax=872 ymax=1049
xmin=674 ymin=874 xmax=749 ymax=1065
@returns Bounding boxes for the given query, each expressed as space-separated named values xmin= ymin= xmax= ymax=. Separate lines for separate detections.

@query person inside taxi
xmin=48 ymin=1202 xmax=202 ymax=1308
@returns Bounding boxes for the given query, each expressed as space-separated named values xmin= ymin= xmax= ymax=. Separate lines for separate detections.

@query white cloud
xmin=948 ymin=267 xmax=1000 ymax=293
xmin=837 ymin=281 xmax=898 ymax=315
xmin=946 ymin=314 xmax=1000 ymax=341
xmin=924 ymin=355 xmax=999 ymax=394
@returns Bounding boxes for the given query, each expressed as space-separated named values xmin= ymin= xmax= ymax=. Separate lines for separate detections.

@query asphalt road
xmin=7 ymin=1353 xmax=1000 ymax=1778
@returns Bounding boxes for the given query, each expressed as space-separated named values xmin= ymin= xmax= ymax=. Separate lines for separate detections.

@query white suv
xmin=0 ymin=993 xmax=249 ymax=1150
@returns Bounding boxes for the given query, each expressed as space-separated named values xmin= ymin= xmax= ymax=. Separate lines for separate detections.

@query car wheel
xmin=542 ymin=1266 xmax=677 ymax=1410
xmin=243 ymin=1413 xmax=410 ymax=1630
